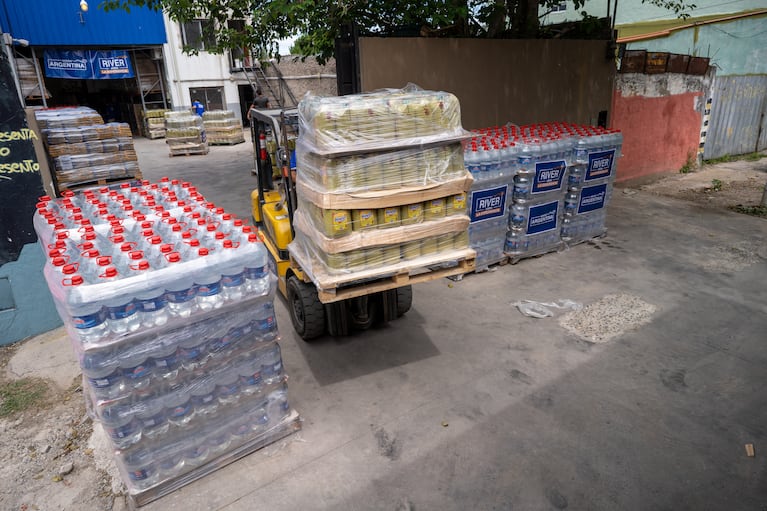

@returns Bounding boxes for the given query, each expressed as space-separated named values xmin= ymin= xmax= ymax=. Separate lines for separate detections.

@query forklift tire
xmin=287 ymin=276 xmax=326 ymax=340
xmin=376 ymin=290 xmax=398 ymax=324
xmin=396 ymin=285 xmax=413 ymax=317
xmin=349 ymin=296 xmax=376 ymax=331
xmin=326 ymin=301 xmax=350 ymax=337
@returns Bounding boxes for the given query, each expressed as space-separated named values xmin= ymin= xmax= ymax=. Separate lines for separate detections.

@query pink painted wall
xmin=611 ymin=91 xmax=703 ymax=182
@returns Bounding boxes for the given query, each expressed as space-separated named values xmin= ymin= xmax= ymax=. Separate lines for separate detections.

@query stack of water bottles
xmin=505 ymin=131 xmax=571 ymax=260
xmin=561 ymin=127 xmax=622 ymax=244
xmin=33 ymin=178 xmax=300 ymax=501
xmin=463 ymin=133 xmax=515 ymax=269
xmin=463 ymin=123 xmax=622 ymax=264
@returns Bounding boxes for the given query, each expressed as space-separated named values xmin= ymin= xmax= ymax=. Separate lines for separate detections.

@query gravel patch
xmin=559 ymin=293 xmax=657 ymax=344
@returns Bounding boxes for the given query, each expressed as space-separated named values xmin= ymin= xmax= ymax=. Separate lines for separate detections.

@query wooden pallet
xmin=127 ymin=411 xmax=301 ymax=509
xmin=208 ymin=138 xmax=245 ymax=146
xmin=169 ymin=146 xmax=210 ymax=157
xmin=507 ymin=243 xmax=565 ymax=265
xmin=448 ymin=255 xmax=508 ymax=281
xmin=56 ymin=171 xmax=144 ymax=195
xmin=291 ymin=247 xmax=476 ymax=303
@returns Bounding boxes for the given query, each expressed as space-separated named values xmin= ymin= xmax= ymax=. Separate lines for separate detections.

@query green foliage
xmin=703 ymin=152 xmax=766 ymax=165
xmin=703 ymin=154 xmax=735 ymax=164
xmin=710 ymin=178 xmax=723 ymax=191
xmin=0 ymin=379 xmax=48 ymax=417
xmin=679 ymin=151 xmax=696 ymax=173
xmin=729 ymin=204 xmax=767 ymax=217
xmin=100 ymin=0 xmax=697 ymax=63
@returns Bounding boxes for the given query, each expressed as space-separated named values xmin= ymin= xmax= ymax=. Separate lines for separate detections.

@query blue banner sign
xmin=585 ymin=150 xmax=615 ymax=181
xmin=470 ymin=185 xmax=508 ymax=223
xmin=532 ymin=159 xmax=567 ymax=194
xmin=44 ymin=50 xmax=134 ymax=80
xmin=577 ymin=183 xmax=608 ymax=214
xmin=527 ymin=200 xmax=559 ymax=235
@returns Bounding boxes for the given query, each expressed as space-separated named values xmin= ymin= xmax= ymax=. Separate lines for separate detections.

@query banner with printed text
xmin=44 ymin=50 xmax=134 ymax=80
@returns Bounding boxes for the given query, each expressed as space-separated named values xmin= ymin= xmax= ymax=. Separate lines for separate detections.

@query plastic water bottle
xmin=134 ymin=393 xmax=169 ymax=440
xmin=266 ymin=383 xmax=290 ymax=422
xmin=102 ymin=267 xmax=141 ymax=335
xmin=119 ymin=345 xmax=153 ymax=390
xmin=81 ymin=347 xmax=123 ymax=400
xmin=253 ymin=302 xmax=277 ymax=342
xmin=510 ymin=204 xmax=526 ymax=230
xmin=135 ymin=282 xmax=169 ymax=329
xmin=260 ymin=343 xmax=283 ymax=385
xmin=478 ymin=144 xmax=492 ymax=179
xmin=100 ymin=402 xmax=142 ymax=449
xmin=574 ymin=136 xmax=589 ymax=164
xmin=206 ymin=318 xmax=238 ymax=360
xmin=568 ymin=165 xmax=584 ymax=188
xmin=465 ymin=143 xmax=481 ymax=179
xmin=190 ymin=375 xmax=219 ymax=416
xmin=195 ymin=267 xmax=224 ymax=311
xmin=512 ymin=174 xmax=531 ymax=202
xmin=248 ymin=399 xmax=270 ymax=431
xmin=220 ymin=241 xmax=246 ymax=302
xmin=121 ymin=448 xmax=158 ymax=490
xmin=165 ymin=271 xmax=197 ymax=319
xmin=176 ymin=333 xmax=208 ymax=373
xmin=560 ymin=215 xmax=574 ymax=242
xmin=204 ymin=420 xmax=232 ymax=456
xmin=64 ymin=274 xmax=108 ymax=344
xmin=215 ymin=370 xmax=241 ymax=406
xmin=184 ymin=434 xmax=210 ymax=468
xmin=151 ymin=338 xmax=181 ymax=381
xmin=164 ymin=383 xmax=195 ymax=427
xmin=238 ymin=354 xmax=263 ymax=396
xmin=505 ymin=229 xmax=529 ymax=254
xmin=564 ymin=191 xmax=579 ymax=217
xmin=243 ymin=234 xmax=270 ymax=296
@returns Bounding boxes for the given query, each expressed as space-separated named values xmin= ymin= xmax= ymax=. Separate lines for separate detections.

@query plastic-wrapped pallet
xmin=289 ymin=85 xmax=475 ymax=291
xmin=202 ymin=110 xmax=245 ymax=145
xmin=296 ymin=141 xmax=466 ymax=193
xmin=34 ymin=106 xmax=104 ymax=129
xmin=35 ymin=108 xmax=140 ymax=191
xmin=463 ymin=141 xmax=515 ymax=269
xmin=33 ymin=179 xmax=300 ymax=507
xmin=560 ymin=129 xmax=623 ymax=245
xmin=460 ymin=122 xmax=623 ymax=264
xmin=165 ymin=112 xmax=209 ymax=156
xmin=504 ymin=137 xmax=570 ymax=261
xmin=144 ymin=109 xmax=169 ymax=139
xmin=297 ymin=84 xmax=465 ymax=154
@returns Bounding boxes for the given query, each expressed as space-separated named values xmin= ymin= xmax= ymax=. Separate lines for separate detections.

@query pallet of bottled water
xmin=33 ymin=178 xmax=301 ymax=506
xmin=462 ymin=123 xmax=622 ymax=264
xmin=561 ymin=127 xmax=621 ymax=245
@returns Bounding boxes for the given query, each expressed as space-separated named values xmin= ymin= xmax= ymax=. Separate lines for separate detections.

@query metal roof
xmin=0 ymin=0 xmax=166 ymax=46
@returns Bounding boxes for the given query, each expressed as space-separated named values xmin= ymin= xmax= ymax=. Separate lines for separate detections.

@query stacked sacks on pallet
xmin=144 ymin=109 xmax=169 ymax=139
xmin=202 ymin=110 xmax=245 ymax=145
xmin=165 ymin=112 xmax=209 ymax=157
xmin=289 ymin=85 xmax=475 ymax=291
xmin=35 ymin=107 xmax=140 ymax=191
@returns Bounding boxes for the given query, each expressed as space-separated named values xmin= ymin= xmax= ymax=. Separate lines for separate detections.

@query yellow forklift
xmin=249 ymin=108 xmax=412 ymax=340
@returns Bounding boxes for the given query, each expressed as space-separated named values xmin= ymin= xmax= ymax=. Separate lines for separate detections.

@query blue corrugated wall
xmin=0 ymin=0 xmax=166 ymax=46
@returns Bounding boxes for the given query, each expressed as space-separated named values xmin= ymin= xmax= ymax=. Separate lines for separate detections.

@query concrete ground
xmin=9 ymin=136 xmax=767 ymax=510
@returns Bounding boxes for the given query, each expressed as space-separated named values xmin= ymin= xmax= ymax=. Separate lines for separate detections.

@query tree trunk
xmin=761 ymin=180 xmax=767 ymax=207
xmin=511 ymin=0 xmax=540 ymax=37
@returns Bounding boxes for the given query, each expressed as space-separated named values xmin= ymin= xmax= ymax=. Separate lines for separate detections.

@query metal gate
xmin=704 ymin=75 xmax=767 ymax=160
